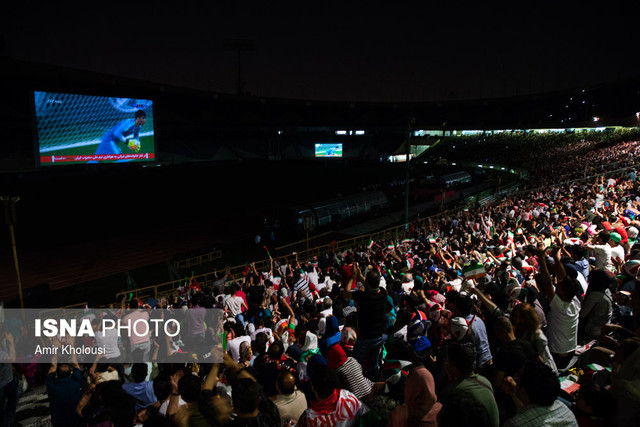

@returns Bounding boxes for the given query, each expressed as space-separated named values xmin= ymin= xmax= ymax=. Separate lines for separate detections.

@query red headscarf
xmin=327 ymin=343 xmax=348 ymax=369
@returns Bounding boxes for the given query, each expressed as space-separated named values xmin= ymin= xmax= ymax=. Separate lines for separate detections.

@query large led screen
xmin=33 ymin=91 xmax=156 ymax=165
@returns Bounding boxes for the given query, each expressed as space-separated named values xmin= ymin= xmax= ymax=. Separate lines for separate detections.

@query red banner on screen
xmin=41 ymin=153 xmax=155 ymax=163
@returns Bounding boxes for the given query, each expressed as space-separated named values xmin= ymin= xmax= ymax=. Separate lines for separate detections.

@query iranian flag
xmin=368 ymin=239 xmax=375 ymax=249
xmin=382 ymin=359 xmax=413 ymax=389
xmin=463 ymin=262 xmax=486 ymax=280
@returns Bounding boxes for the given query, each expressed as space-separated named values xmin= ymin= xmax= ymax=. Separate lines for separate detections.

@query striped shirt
xmin=335 ymin=357 xmax=373 ymax=399
xmin=293 ymin=274 xmax=311 ymax=300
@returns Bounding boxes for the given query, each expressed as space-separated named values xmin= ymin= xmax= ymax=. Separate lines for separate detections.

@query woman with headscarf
xmin=319 ymin=315 xmax=341 ymax=358
xmin=387 ymin=363 xmax=442 ymax=426
xmin=511 ymin=302 xmax=558 ymax=375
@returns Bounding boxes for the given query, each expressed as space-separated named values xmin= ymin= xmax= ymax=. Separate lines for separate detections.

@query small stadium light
xmin=593 ymin=116 xmax=600 ymax=122
xmin=636 ymin=112 xmax=640 ymax=120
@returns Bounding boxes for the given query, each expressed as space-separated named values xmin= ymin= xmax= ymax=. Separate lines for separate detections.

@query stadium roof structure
xmin=2 ymin=57 xmax=640 ymax=170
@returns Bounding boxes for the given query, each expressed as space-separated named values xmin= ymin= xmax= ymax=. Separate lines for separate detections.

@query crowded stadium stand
xmin=2 ymin=57 xmax=640 ymax=426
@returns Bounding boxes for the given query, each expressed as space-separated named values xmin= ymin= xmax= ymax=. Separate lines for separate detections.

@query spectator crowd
xmin=1 ymin=134 xmax=640 ymax=426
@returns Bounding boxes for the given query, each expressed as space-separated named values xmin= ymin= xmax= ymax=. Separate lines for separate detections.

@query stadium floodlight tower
xmin=223 ymin=38 xmax=256 ymax=96
xmin=1 ymin=196 xmax=23 ymax=308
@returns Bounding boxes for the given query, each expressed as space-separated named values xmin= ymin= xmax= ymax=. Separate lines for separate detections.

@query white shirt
xmin=319 ymin=307 xmax=333 ymax=318
xmin=576 ymin=273 xmax=588 ymax=295
xmin=316 ymin=308 xmax=334 ymax=335
xmin=94 ymin=327 xmax=120 ymax=359
xmin=611 ymin=245 xmax=625 ymax=263
xmin=401 ymin=280 xmax=414 ymax=295
xmin=250 ymin=327 xmax=274 ymax=343
xmin=595 ymin=193 xmax=604 ymax=209
xmin=547 ymin=294 xmax=581 ymax=354
xmin=227 ymin=335 xmax=251 ymax=362
xmin=324 ymin=276 xmax=335 ymax=292
xmin=225 ymin=296 xmax=245 ymax=316
xmin=307 ymin=268 xmax=319 ymax=287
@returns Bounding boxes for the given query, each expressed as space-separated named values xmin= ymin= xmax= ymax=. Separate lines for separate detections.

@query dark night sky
xmin=2 ymin=2 xmax=639 ymax=102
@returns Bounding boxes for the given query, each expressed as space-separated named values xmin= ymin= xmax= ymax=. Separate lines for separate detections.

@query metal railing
xmin=110 ymin=203 xmax=473 ymax=306
xmin=174 ymin=250 xmax=222 ymax=270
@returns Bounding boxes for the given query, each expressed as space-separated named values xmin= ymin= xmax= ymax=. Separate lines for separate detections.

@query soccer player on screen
xmin=326 ymin=146 xmax=340 ymax=156
xmin=95 ymin=110 xmax=146 ymax=155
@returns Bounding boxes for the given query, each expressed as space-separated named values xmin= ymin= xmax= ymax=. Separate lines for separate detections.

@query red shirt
xmin=614 ymin=225 xmax=629 ymax=244
xmin=341 ymin=264 xmax=354 ymax=289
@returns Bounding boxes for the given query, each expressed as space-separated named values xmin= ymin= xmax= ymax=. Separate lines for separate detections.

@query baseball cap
xmin=610 ymin=232 xmax=622 ymax=244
